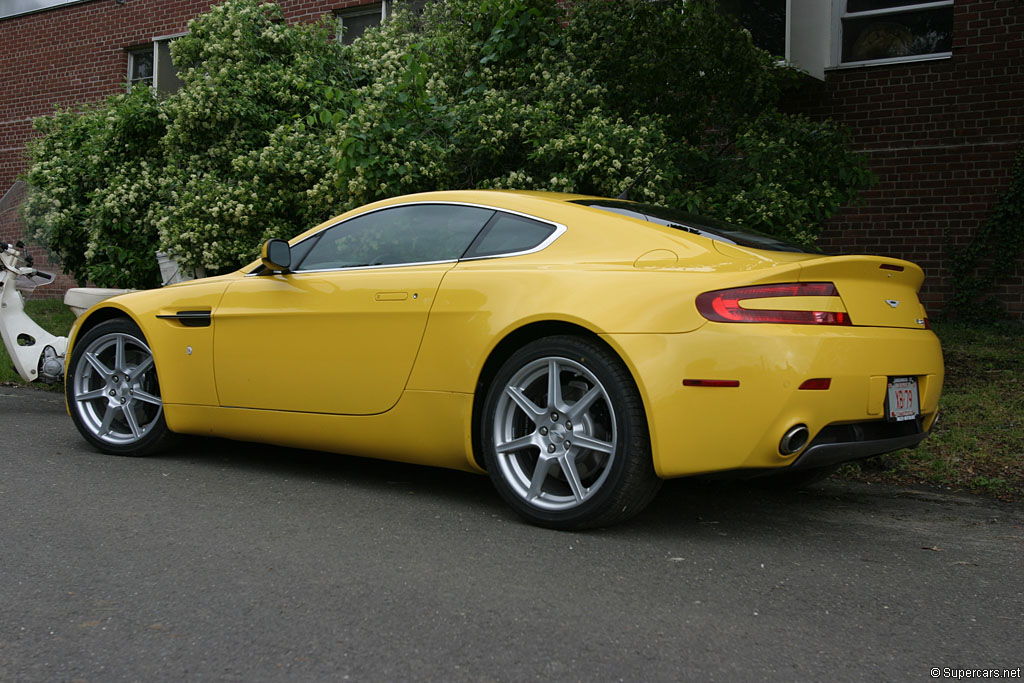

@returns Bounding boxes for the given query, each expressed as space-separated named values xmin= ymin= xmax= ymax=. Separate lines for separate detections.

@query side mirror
xmin=260 ymin=239 xmax=291 ymax=272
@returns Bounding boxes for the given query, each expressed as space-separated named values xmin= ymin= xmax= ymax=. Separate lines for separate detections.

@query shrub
xmin=22 ymin=87 xmax=166 ymax=288
xmin=23 ymin=0 xmax=874 ymax=285
xmin=155 ymin=0 xmax=350 ymax=272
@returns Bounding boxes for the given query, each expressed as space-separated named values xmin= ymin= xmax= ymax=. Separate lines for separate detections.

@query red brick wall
xmin=790 ymin=0 xmax=1024 ymax=319
xmin=0 ymin=0 xmax=375 ymax=296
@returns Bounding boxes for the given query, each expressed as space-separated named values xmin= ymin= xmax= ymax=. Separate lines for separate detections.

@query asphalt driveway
xmin=1 ymin=386 xmax=1021 ymax=681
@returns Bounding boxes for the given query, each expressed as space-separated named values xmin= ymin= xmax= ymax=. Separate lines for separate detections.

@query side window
xmin=464 ymin=212 xmax=557 ymax=258
xmin=294 ymin=204 xmax=494 ymax=271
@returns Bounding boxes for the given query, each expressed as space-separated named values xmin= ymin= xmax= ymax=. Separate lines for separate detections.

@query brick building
xmin=0 ymin=0 xmax=388 ymax=293
xmin=784 ymin=0 xmax=1024 ymax=319
xmin=1 ymin=0 xmax=1021 ymax=317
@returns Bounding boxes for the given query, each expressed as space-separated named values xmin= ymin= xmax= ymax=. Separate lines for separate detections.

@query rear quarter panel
xmin=406 ymin=212 xmax=810 ymax=394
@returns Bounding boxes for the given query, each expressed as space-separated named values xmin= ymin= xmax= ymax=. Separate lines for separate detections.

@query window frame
xmin=126 ymin=32 xmax=187 ymax=93
xmin=461 ymin=211 xmax=560 ymax=260
xmin=831 ymin=0 xmax=953 ymax=69
xmin=335 ymin=1 xmax=389 ymax=44
xmin=249 ymin=202 xmax=566 ymax=276
xmin=127 ymin=45 xmax=154 ymax=90
xmin=1 ymin=0 xmax=90 ymax=21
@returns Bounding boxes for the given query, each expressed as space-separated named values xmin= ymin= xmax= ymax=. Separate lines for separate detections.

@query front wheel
xmin=481 ymin=335 xmax=660 ymax=530
xmin=66 ymin=318 xmax=168 ymax=456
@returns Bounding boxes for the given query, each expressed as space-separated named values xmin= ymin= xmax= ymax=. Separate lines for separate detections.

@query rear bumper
xmin=604 ymin=324 xmax=943 ymax=478
xmin=789 ymin=418 xmax=927 ymax=471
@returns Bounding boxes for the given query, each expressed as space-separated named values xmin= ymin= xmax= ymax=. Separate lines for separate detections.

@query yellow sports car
xmin=65 ymin=190 xmax=943 ymax=529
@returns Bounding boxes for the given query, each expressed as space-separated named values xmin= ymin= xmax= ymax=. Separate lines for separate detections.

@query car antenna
xmin=616 ymin=176 xmax=637 ymax=200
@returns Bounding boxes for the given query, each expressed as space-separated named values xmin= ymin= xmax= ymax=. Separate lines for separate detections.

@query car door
xmin=212 ymin=203 xmax=495 ymax=415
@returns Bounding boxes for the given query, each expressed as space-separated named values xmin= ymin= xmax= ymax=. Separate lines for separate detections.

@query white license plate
xmin=887 ymin=376 xmax=920 ymax=422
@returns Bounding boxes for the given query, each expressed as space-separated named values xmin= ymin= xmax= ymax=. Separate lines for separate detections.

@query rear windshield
xmin=571 ymin=200 xmax=820 ymax=254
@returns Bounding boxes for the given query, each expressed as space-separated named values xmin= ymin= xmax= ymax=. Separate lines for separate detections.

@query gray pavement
xmin=1 ymin=385 xmax=1022 ymax=682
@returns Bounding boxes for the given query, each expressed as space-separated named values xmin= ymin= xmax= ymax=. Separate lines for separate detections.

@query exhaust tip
xmin=779 ymin=424 xmax=810 ymax=456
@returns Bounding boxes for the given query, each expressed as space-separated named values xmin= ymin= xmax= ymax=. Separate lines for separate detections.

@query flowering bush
xmin=23 ymin=87 xmax=167 ymax=287
xmin=23 ymin=0 xmax=873 ymax=287
xmin=155 ymin=1 xmax=348 ymax=271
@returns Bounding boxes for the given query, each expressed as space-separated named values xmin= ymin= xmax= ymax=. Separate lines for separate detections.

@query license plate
xmin=886 ymin=376 xmax=920 ymax=422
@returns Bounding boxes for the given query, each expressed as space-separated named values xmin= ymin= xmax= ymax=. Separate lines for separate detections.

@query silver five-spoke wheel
xmin=67 ymin=318 xmax=168 ymax=455
xmin=482 ymin=335 xmax=660 ymax=529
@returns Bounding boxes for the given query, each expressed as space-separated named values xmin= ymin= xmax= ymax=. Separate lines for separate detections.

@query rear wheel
xmin=66 ymin=318 xmax=168 ymax=456
xmin=481 ymin=335 xmax=660 ymax=530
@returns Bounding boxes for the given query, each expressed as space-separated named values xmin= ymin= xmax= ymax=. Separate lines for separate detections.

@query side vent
xmin=156 ymin=311 xmax=212 ymax=328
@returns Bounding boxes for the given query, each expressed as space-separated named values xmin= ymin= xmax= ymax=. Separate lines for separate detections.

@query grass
xmin=839 ymin=321 xmax=1024 ymax=502
xmin=0 ymin=298 xmax=77 ymax=389
xmin=3 ymin=299 xmax=1022 ymax=501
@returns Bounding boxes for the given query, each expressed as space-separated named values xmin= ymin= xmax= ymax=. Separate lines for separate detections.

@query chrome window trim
xmin=459 ymin=211 xmax=566 ymax=262
xmin=245 ymin=200 xmax=567 ymax=276
xmin=282 ymin=258 xmax=460 ymax=275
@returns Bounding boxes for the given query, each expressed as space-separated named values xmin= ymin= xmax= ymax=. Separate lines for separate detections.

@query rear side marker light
xmin=695 ymin=282 xmax=852 ymax=326
xmin=799 ymin=378 xmax=832 ymax=390
xmin=683 ymin=379 xmax=740 ymax=388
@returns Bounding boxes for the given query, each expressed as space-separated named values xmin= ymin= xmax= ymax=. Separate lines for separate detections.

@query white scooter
xmin=0 ymin=241 xmax=130 ymax=383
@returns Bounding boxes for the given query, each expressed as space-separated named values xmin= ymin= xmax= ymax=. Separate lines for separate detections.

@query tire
xmin=481 ymin=335 xmax=661 ymax=530
xmin=66 ymin=318 xmax=168 ymax=456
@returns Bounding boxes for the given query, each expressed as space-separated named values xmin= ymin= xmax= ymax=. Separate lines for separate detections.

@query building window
xmin=838 ymin=0 xmax=953 ymax=66
xmin=336 ymin=2 xmax=388 ymax=45
xmin=128 ymin=46 xmax=154 ymax=89
xmin=127 ymin=34 xmax=185 ymax=93
xmin=335 ymin=1 xmax=429 ymax=44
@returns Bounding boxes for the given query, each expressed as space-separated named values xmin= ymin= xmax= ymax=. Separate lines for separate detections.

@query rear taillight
xmin=696 ymin=282 xmax=852 ymax=325
xmin=918 ymin=297 xmax=930 ymax=328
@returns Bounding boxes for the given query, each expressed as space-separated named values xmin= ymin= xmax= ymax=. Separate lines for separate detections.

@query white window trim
xmin=840 ymin=0 xmax=952 ymax=20
xmin=153 ymin=32 xmax=188 ymax=91
xmin=786 ymin=0 xmax=832 ymax=80
xmin=830 ymin=0 xmax=954 ymax=69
